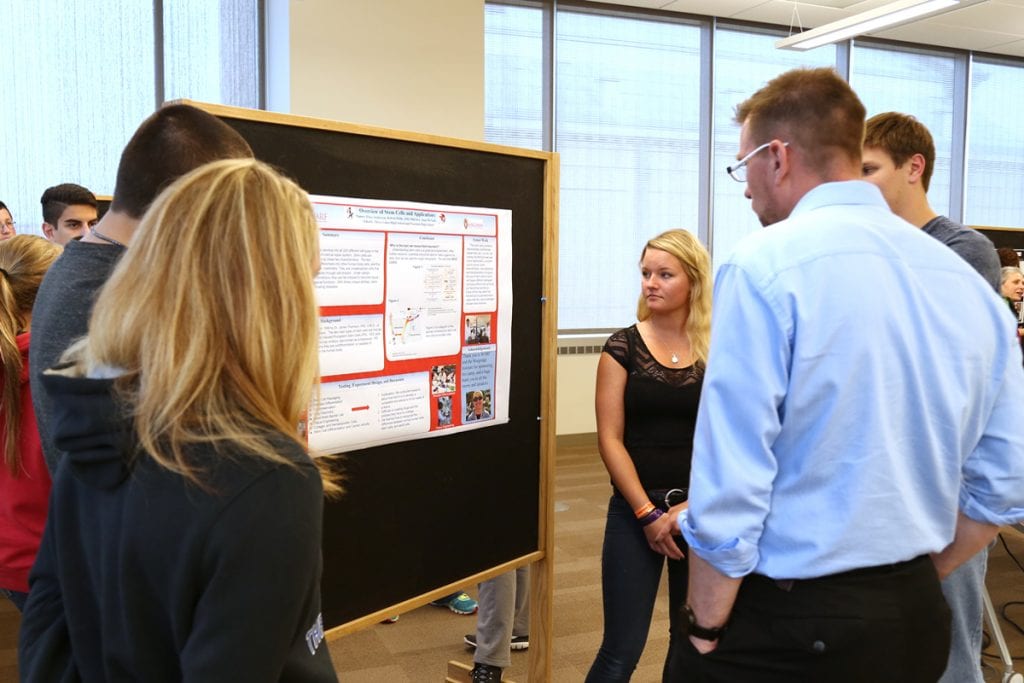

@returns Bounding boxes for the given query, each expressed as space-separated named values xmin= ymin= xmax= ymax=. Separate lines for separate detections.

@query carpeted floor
xmin=327 ymin=433 xmax=1024 ymax=682
xmin=325 ymin=433 xmax=670 ymax=682
xmin=3 ymin=433 xmax=1024 ymax=682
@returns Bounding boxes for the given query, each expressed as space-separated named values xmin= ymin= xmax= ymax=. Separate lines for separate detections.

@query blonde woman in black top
xmin=587 ymin=229 xmax=711 ymax=682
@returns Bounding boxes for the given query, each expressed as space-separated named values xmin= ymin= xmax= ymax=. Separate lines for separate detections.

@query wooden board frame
xmin=183 ymin=101 xmax=559 ymax=681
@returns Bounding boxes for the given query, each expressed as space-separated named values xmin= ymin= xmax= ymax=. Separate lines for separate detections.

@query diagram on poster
xmin=307 ymin=195 xmax=513 ymax=453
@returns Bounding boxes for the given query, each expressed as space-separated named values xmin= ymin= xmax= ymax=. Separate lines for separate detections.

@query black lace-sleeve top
xmin=603 ymin=324 xmax=704 ymax=492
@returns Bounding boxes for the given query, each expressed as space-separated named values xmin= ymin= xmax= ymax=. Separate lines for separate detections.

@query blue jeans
xmin=586 ymin=495 xmax=688 ymax=683
xmin=0 ymin=587 xmax=28 ymax=612
xmin=937 ymin=546 xmax=987 ymax=683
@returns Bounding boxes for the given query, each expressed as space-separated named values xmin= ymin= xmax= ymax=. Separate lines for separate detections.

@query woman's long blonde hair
xmin=635 ymin=229 xmax=712 ymax=366
xmin=80 ymin=158 xmax=337 ymax=493
xmin=0 ymin=235 xmax=62 ymax=474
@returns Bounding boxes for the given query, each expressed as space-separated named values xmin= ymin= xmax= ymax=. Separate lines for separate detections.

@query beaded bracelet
xmin=639 ymin=508 xmax=664 ymax=527
xmin=633 ymin=501 xmax=656 ymax=519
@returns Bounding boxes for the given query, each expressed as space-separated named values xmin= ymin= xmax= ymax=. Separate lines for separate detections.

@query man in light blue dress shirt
xmin=667 ymin=68 xmax=1024 ymax=683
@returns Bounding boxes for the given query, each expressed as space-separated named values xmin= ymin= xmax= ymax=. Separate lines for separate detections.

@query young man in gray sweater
xmin=30 ymin=104 xmax=252 ymax=473
xmin=863 ymin=110 xmax=1001 ymax=683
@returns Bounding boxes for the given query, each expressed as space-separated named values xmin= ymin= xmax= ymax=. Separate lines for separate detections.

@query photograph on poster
xmin=464 ymin=389 xmax=492 ymax=422
xmin=464 ymin=314 xmax=491 ymax=344
xmin=431 ymin=364 xmax=457 ymax=395
xmin=437 ymin=396 xmax=453 ymax=427
xmin=306 ymin=195 xmax=512 ymax=453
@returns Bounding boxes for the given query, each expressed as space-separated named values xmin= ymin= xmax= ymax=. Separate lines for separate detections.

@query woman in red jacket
xmin=0 ymin=235 xmax=62 ymax=610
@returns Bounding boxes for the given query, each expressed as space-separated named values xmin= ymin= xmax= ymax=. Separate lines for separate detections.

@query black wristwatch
xmin=683 ymin=604 xmax=726 ymax=642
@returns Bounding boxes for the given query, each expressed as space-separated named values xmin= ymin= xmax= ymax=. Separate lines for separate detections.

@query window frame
xmin=485 ymin=1 xmax=1024 ymax=334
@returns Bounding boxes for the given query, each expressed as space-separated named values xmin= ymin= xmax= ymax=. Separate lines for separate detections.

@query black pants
xmin=670 ymin=555 xmax=951 ymax=683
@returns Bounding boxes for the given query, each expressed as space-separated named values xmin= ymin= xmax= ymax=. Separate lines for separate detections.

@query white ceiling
xmin=594 ymin=0 xmax=1024 ymax=58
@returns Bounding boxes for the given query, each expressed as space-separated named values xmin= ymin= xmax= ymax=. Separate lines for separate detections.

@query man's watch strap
xmin=683 ymin=604 xmax=726 ymax=642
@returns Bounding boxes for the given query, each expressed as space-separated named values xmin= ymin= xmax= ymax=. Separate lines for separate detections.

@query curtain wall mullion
xmin=950 ymin=53 xmax=970 ymax=223
xmin=544 ymin=0 xmax=556 ymax=152
xmin=698 ymin=18 xmax=714 ymax=251
xmin=154 ymin=0 xmax=165 ymax=107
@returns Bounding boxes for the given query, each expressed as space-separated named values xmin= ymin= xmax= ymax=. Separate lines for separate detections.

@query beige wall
xmin=556 ymin=354 xmax=600 ymax=435
xmin=287 ymin=0 xmax=484 ymax=140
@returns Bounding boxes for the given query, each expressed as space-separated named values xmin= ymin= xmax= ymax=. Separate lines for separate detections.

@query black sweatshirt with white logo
xmin=19 ymin=370 xmax=338 ymax=682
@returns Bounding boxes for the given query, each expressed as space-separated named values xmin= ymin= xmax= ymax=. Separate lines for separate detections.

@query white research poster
xmin=307 ymin=194 xmax=513 ymax=453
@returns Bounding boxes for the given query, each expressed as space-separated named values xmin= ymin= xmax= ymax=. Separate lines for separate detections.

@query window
xmin=0 ymin=1 xmax=261 ymax=235
xmin=711 ymin=29 xmax=835 ymax=267
xmin=483 ymin=1 xmax=1024 ymax=331
xmin=484 ymin=3 xmax=543 ymax=150
xmin=1 ymin=2 xmax=155 ymax=231
xmin=851 ymin=43 xmax=957 ymax=217
xmin=164 ymin=0 xmax=261 ymax=108
xmin=555 ymin=10 xmax=702 ymax=330
xmin=965 ymin=59 xmax=1024 ymax=227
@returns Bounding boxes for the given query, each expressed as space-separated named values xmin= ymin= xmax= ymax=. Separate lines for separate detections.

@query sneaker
xmin=470 ymin=663 xmax=502 ymax=683
xmin=380 ymin=615 xmax=399 ymax=624
xmin=430 ymin=591 xmax=478 ymax=615
xmin=464 ymin=633 xmax=529 ymax=651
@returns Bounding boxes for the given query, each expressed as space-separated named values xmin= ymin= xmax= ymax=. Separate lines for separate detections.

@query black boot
xmin=470 ymin=662 xmax=502 ymax=683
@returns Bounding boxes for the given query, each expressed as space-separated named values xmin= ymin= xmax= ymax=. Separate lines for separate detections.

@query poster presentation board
xmin=308 ymin=194 xmax=513 ymax=453
xmin=185 ymin=101 xmax=558 ymax=679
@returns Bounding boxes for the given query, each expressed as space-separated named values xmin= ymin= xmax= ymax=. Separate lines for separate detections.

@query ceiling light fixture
xmin=776 ymin=0 xmax=988 ymax=51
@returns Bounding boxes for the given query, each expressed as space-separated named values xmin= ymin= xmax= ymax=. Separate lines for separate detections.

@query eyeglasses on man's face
xmin=726 ymin=141 xmax=789 ymax=183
